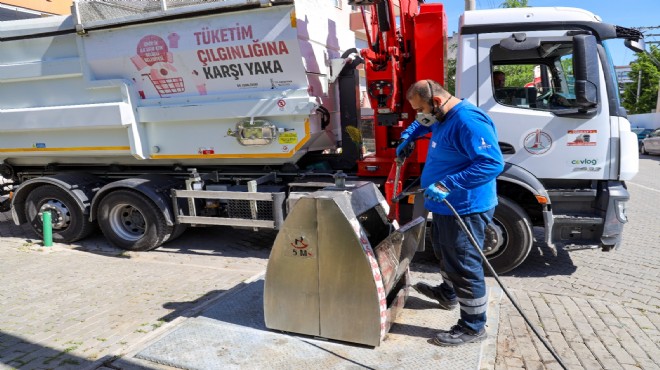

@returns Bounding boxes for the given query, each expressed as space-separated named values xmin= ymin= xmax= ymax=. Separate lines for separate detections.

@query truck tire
xmin=24 ymin=185 xmax=95 ymax=243
xmin=484 ymin=196 xmax=533 ymax=274
xmin=165 ymin=223 xmax=188 ymax=243
xmin=97 ymin=190 xmax=171 ymax=251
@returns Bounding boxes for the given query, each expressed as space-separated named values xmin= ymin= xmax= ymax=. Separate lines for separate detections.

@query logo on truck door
xmin=523 ymin=129 xmax=552 ymax=155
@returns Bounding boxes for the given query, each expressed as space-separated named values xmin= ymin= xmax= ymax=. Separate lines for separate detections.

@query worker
xmin=493 ymin=71 xmax=513 ymax=105
xmin=396 ymin=79 xmax=504 ymax=346
xmin=493 ymin=70 xmax=506 ymax=89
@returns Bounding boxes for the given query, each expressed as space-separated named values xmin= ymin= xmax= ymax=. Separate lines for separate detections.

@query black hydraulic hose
xmin=441 ymin=198 xmax=568 ymax=370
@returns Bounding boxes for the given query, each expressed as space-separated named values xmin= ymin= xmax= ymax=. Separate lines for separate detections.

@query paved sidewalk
xmin=491 ymin=156 xmax=660 ymax=370
xmin=0 ymin=221 xmax=272 ymax=370
xmin=1 ymin=157 xmax=658 ymax=370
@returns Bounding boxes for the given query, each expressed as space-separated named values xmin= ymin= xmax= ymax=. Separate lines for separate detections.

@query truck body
xmin=0 ymin=0 xmax=642 ymax=273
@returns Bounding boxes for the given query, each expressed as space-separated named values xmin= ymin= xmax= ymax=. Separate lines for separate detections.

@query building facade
xmin=0 ymin=0 xmax=71 ymax=20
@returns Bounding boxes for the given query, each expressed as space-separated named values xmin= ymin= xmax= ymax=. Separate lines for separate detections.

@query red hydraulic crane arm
xmin=356 ymin=0 xmax=419 ymax=115
xmin=350 ymin=0 xmax=447 ymax=221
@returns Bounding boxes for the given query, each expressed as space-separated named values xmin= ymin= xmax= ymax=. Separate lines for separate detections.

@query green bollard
xmin=42 ymin=211 xmax=53 ymax=247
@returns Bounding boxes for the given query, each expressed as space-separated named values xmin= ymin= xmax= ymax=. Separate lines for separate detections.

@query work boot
xmin=433 ymin=325 xmax=487 ymax=347
xmin=412 ymin=282 xmax=458 ymax=310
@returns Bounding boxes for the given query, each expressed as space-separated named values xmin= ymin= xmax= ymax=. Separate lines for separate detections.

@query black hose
xmin=442 ymin=199 xmax=568 ymax=370
xmin=316 ymin=106 xmax=331 ymax=130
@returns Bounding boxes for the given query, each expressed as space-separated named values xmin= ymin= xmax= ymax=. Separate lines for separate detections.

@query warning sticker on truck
xmin=567 ymin=130 xmax=597 ymax=146
xmin=278 ymin=132 xmax=297 ymax=144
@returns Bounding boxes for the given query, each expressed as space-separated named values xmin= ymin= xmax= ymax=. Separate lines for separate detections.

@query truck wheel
xmin=97 ymin=190 xmax=171 ymax=251
xmin=24 ymin=185 xmax=95 ymax=243
xmin=483 ymin=196 xmax=533 ymax=274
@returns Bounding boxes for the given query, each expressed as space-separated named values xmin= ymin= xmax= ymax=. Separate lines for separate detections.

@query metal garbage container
xmin=264 ymin=181 xmax=425 ymax=346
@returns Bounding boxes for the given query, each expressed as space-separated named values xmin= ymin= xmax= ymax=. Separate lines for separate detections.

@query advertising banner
xmin=82 ymin=6 xmax=306 ymax=100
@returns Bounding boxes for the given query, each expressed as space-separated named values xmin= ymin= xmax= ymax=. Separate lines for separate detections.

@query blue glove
xmin=396 ymin=138 xmax=415 ymax=159
xmin=424 ymin=182 xmax=450 ymax=203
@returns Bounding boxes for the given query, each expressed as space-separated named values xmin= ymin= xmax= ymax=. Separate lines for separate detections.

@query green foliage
xmin=561 ymin=58 xmax=573 ymax=77
xmin=495 ymin=65 xmax=535 ymax=87
xmin=500 ymin=0 xmax=529 ymax=8
xmin=445 ymin=43 xmax=457 ymax=95
xmin=622 ymin=45 xmax=660 ymax=114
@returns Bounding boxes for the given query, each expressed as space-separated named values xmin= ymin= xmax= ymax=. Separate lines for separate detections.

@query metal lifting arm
xmin=351 ymin=0 xmax=419 ymax=115
xmin=350 ymin=0 xmax=447 ymax=222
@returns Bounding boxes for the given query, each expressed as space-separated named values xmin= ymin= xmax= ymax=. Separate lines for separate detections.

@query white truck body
xmin=0 ymin=2 xmax=641 ymax=272
xmin=459 ymin=7 xmax=639 ymax=182
xmin=456 ymin=7 xmax=638 ymax=256
xmin=0 ymin=0 xmax=354 ymax=166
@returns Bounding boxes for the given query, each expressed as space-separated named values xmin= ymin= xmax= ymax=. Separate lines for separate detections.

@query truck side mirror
xmin=573 ymin=34 xmax=599 ymax=113
xmin=624 ymin=38 xmax=645 ymax=53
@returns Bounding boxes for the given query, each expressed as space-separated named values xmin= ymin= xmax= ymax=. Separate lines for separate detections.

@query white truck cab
xmin=456 ymin=7 xmax=639 ymax=270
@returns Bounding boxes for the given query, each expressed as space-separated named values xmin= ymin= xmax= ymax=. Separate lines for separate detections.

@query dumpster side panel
xmin=318 ymin=197 xmax=381 ymax=347
xmin=264 ymin=198 xmax=321 ymax=337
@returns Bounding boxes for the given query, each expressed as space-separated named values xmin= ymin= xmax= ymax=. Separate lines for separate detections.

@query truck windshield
xmin=603 ymin=40 xmax=623 ymax=108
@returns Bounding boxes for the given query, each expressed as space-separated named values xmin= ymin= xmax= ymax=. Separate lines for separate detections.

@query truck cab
xmin=456 ymin=7 xmax=640 ymax=271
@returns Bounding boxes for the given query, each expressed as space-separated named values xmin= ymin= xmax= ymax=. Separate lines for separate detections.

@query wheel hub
xmin=108 ymin=204 xmax=146 ymax=241
xmin=483 ymin=221 xmax=505 ymax=257
xmin=39 ymin=200 xmax=71 ymax=230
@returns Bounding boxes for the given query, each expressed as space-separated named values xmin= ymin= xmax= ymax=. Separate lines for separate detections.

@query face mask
xmin=416 ymin=111 xmax=438 ymax=127
xmin=416 ymin=97 xmax=451 ymax=127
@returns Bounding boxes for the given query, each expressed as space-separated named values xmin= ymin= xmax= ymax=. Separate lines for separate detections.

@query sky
xmin=429 ymin=0 xmax=660 ymax=66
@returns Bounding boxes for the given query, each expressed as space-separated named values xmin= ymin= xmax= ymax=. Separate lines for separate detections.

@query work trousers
xmin=430 ymin=208 xmax=494 ymax=333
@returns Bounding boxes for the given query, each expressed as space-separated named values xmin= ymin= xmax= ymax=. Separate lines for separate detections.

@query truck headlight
xmin=235 ymin=119 xmax=277 ymax=146
xmin=615 ymin=200 xmax=628 ymax=223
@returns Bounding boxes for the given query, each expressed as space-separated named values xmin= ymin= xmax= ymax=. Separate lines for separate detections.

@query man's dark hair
xmin=406 ymin=79 xmax=450 ymax=101
xmin=493 ymin=70 xmax=505 ymax=78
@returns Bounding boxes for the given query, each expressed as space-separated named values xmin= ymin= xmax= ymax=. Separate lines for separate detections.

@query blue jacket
xmin=402 ymin=100 xmax=504 ymax=215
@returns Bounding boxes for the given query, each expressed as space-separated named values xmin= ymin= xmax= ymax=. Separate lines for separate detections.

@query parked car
xmin=640 ymin=128 xmax=660 ymax=155
xmin=632 ymin=128 xmax=653 ymax=152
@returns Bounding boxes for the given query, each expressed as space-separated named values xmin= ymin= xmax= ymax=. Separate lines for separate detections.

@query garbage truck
xmin=0 ymin=0 xmax=642 ymax=273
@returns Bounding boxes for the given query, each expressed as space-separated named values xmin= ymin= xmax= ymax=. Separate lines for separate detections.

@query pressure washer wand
xmin=442 ymin=199 xmax=568 ymax=370
xmin=391 ymin=156 xmax=405 ymax=203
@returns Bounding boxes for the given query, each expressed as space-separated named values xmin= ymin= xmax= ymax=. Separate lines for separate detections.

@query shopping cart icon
xmin=143 ymin=73 xmax=185 ymax=97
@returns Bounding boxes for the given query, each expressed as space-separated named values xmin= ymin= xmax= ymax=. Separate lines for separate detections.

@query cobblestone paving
xmin=409 ymin=156 xmax=660 ymax=370
xmin=0 ymin=157 xmax=658 ymax=370
xmin=491 ymin=156 xmax=660 ymax=370
xmin=0 ymin=219 xmax=273 ymax=370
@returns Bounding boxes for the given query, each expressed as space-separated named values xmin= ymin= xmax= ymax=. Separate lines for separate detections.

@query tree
xmin=622 ymin=45 xmax=660 ymax=114
xmin=500 ymin=0 xmax=528 ymax=8
xmin=496 ymin=64 xmax=535 ymax=87
xmin=445 ymin=43 xmax=457 ymax=95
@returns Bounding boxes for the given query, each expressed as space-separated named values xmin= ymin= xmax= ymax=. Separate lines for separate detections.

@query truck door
xmin=474 ymin=32 xmax=611 ymax=180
